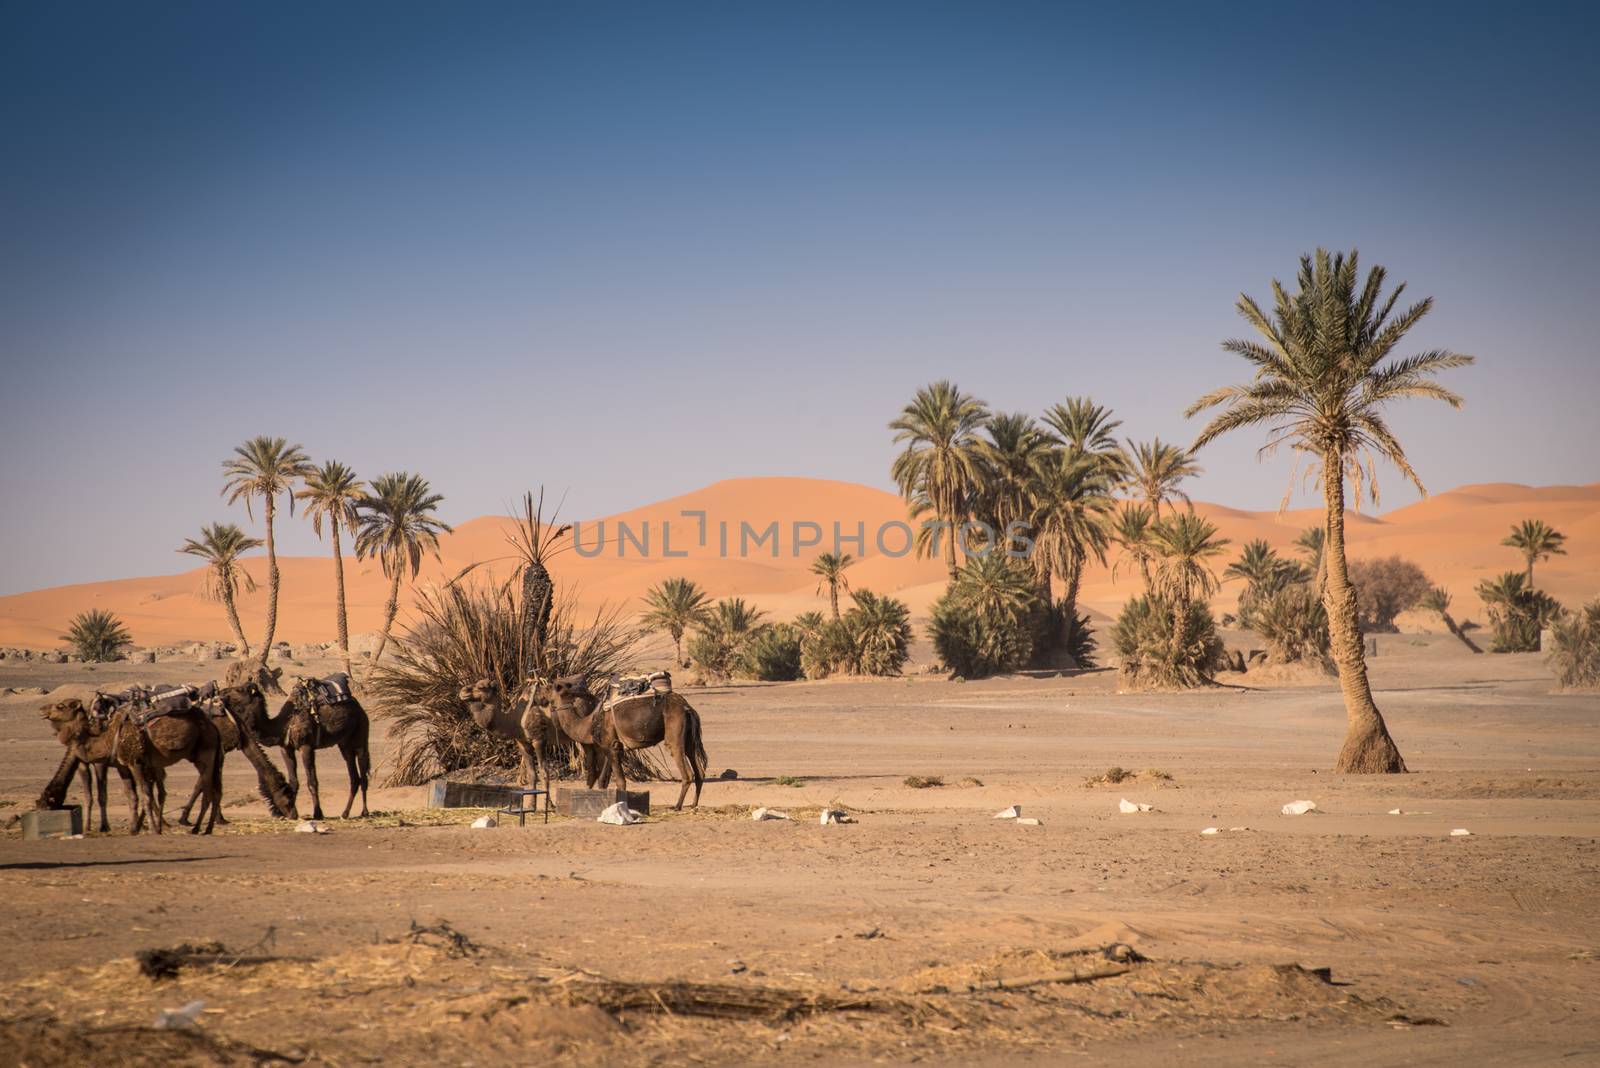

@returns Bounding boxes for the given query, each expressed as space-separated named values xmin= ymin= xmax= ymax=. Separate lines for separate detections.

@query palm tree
xmin=1187 ymin=248 xmax=1473 ymax=772
xmin=1223 ymin=538 xmax=1305 ymax=627
xmin=354 ymin=472 xmax=452 ymax=668
xmin=1029 ymin=451 xmax=1114 ymax=648
xmin=1042 ymin=396 xmax=1130 ymax=484
xmin=179 ymin=522 xmax=263 ymax=657
xmin=1151 ymin=512 xmax=1229 ymax=659
xmin=1126 ymin=438 xmax=1201 ymax=515
xmin=1110 ymin=502 xmax=1157 ymax=590
xmin=951 ymin=552 xmax=1037 ymax=632
xmin=641 ymin=577 xmax=712 ymax=666
xmin=1295 ymin=526 xmax=1326 ymax=592
xmin=296 ymin=461 xmax=365 ymax=676
xmin=810 ymin=552 xmax=857 ymax=620
xmin=222 ymin=436 xmax=313 ymax=662
xmin=889 ymin=380 xmax=989 ymax=581
xmin=62 ymin=609 xmax=133 ymax=662
xmin=974 ymin=412 xmax=1052 ymax=536
xmin=1502 ymin=519 xmax=1566 ymax=588
xmin=1418 ymin=586 xmax=1481 ymax=654
xmin=846 ymin=589 xmax=914 ymax=676
xmin=505 ymin=489 xmax=572 ymax=675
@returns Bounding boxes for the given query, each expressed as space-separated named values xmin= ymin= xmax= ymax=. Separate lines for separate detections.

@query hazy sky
xmin=3 ymin=1 xmax=1597 ymax=595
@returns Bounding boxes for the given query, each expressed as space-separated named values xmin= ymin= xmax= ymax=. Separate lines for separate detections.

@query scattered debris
xmin=469 ymin=814 xmax=497 ymax=829
xmin=1016 ymin=817 xmax=1043 ymax=826
xmin=1118 ymin=798 xmax=1154 ymax=814
xmin=1281 ymin=800 xmax=1318 ymax=816
xmin=597 ymin=803 xmax=642 ymax=825
xmin=152 ymin=1000 xmax=206 ymax=1030
xmin=295 ymin=820 xmax=331 ymax=834
xmin=903 ymin=775 xmax=944 ymax=789
xmin=960 ymin=776 xmax=984 ymax=787
xmin=1201 ymin=827 xmax=1220 ymax=835
xmin=751 ymin=807 xmax=791 ymax=821
xmin=397 ymin=920 xmax=480 ymax=958
xmin=719 ymin=768 xmax=739 ymax=780
xmin=773 ymin=775 xmax=804 ymax=788
xmin=994 ymin=805 xmax=1021 ymax=819
xmin=1450 ymin=828 xmax=1472 ymax=837
xmin=1085 ymin=766 xmax=1134 ymax=786
xmin=819 ymin=809 xmax=856 ymax=825
xmin=855 ymin=926 xmax=885 ymax=940
xmin=727 ymin=959 xmax=748 ymax=974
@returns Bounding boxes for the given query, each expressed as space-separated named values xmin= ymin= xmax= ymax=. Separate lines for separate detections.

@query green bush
xmin=1253 ymin=583 xmax=1330 ymax=665
xmin=60 ymin=609 xmax=132 ymax=662
xmin=846 ymin=590 xmax=913 ymax=676
xmin=1110 ymin=594 xmax=1224 ymax=689
xmin=741 ymin=624 xmax=804 ymax=681
xmin=1348 ymin=555 xmax=1431 ymax=632
xmin=1476 ymin=571 xmax=1563 ymax=653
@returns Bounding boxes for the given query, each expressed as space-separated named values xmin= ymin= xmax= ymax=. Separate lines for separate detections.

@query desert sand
xmin=1 ymin=477 xmax=1596 ymax=649
xmin=2 ymin=635 xmax=1598 ymax=1064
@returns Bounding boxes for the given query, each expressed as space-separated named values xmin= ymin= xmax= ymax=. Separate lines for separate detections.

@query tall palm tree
xmin=505 ymin=489 xmax=572 ymax=675
xmin=222 ymin=436 xmax=313 ymax=663
xmin=296 ymin=461 xmax=365 ymax=676
xmin=1126 ymin=438 xmax=1201 ymax=515
xmin=1042 ymin=396 xmax=1130 ymax=484
xmin=1187 ymin=248 xmax=1473 ymax=772
xmin=354 ymin=472 xmax=451 ymax=668
xmin=1030 ymin=451 xmax=1114 ymax=649
xmin=1151 ymin=512 xmax=1229 ymax=659
xmin=1502 ymin=519 xmax=1566 ymax=588
xmin=1110 ymin=502 xmax=1156 ymax=590
xmin=810 ymin=552 xmax=856 ymax=620
xmin=1418 ymin=586 xmax=1481 ymax=654
xmin=641 ymin=577 xmax=712 ymax=666
xmin=974 ymin=412 xmax=1052 ymax=536
xmin=889 ymin=380 xmax=989 ymax=581
xmin=179 ymin=522 xmax=263 ymax=657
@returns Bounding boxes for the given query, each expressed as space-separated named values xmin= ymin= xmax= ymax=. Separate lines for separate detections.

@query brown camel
xmin=457 ymin=679 xmax=557 ymax=800
xmin=218 ymin=675 xmax=370 ymax=819
xmin=43 ymin=698 xmax=222 ymax=834
xmin=176 ymin=696 xmax=299 ymax=825
xmin=36 ymin=748 xmax=153 ymax=833
xmin=528 ymin=677 xmax=707 ymax=809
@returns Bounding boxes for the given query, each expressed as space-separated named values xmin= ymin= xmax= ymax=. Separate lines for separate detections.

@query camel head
xmin=216 ymin=679 xmax=269 ymax=728
xmin=39 ymin=698 xmax=92 ymax=742
xmin=457 ymin=679 xmax=502 ymax=730
xmin=223 ymin=660 xmax=284 ymax=695
xmin=527 ymin=674 xmax=594 ymax=715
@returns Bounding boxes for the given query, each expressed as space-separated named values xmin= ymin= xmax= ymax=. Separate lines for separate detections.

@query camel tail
xmin=224 ymin=706 xmax=298 ymax=819
xmin=686 ymin=705 xmax=707 ymax=781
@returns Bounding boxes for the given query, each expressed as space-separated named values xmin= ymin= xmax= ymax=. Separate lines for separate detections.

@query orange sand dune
xmin=1 ymin=477 xmax=1595 ymax=648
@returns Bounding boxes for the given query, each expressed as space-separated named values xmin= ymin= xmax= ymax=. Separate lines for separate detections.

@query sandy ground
xmin=2 ymin=636 xmax=1598 ymax=1065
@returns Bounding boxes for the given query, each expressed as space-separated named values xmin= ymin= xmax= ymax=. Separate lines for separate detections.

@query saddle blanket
xmin=296 ymin=672 xmax=353 ymax=708
xmin=604 ymin=670 xmax=671 ymax=710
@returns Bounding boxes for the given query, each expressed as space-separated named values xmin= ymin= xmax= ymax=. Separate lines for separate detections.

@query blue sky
xmin=2 ymin=0 xmax=1597 ymax=594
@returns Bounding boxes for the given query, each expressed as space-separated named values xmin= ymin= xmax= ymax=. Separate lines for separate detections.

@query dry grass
xmin=902 ymin=775 xmax=944 ymax=789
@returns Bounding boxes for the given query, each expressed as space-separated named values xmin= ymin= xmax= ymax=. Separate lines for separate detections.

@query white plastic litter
xmin=470 ymin=815 xmax=497 ymax=829
xmin=1450 ymin=828 xmax=1472 ymax=837
xmin=597 ymin=802 xmax=641 ymax=825
xmin=1016 ymin=817 xmax=1042 ymax=826
xmin=993 ymin=805 xmax=1022 ymax=819
xmin=1281 ymin=800 xmax=1318 ymax=816
xmin=819 ymin=809 xmax=856 ymax=825
xmin=1388 ymin=808 xmax=1404 ymax=815
xmin=154 ymin=1000 xmax=205 ymax=1030
xmin=1119 ymin=798 xmax=1153 ymax=814
xmin=1201 ymin=827 xmax=1220 ymax=835
xmin=752 ymin=807 xmax=791 ymax=821
xmin=294 ymin=820 xmax=330 ymax=834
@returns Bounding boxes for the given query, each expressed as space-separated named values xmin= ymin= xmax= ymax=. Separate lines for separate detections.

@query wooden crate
xmin=22 ymin=806 xmax=83 ymax=840
xmin=556 ymin=788 xmax=651 ymax=819
xmin=426 ymin=781 xmax=531 ymax=810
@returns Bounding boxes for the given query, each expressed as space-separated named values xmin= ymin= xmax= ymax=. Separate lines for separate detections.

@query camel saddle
xmin=295 ymin=672 xmax=353 ymax=709
xmin=97 ymin=681 xmax=216 ymax=727
xmin=605 ymin=670 xmax=671 ymax=710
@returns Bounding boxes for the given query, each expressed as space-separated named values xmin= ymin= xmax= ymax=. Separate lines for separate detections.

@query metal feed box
xmin=22 ymin=806 xmax=83 ymax=840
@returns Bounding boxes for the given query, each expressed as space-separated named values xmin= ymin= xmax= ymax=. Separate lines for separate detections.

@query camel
xmin=218 ymin=675 xmax=370 ymax=819
xmin=528 ymin=676 xmax=707 ymax=810
xmin=176 ymin=696 xmax=300 ymax=825
xmin=42 ymin=698 xmax=223 ymax=834
xmin=457 ymin=679 xmax=557 ymax=803
xmin=36 ymin=748 xmax=153 ymax=833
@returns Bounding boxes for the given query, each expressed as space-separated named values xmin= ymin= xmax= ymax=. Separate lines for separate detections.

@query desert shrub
xmin=1253 ymin=583 xmax=1331 ymax=665
xmin=61 ymin=609 xmax=132 ymax=662
xmin=369 ymin=577 xmax=653 ymax=786
xmin=798 ymin=615 xmax=856 ymax=679
xmin=927 ymin=555 xmax=1037 ymax=678
xmin=1061 ymin=609 xmax=1097 ymax=669
xmin=1110 ymin=594 xmax=1224 ymax=689
xmin=689 ymin=598 xmax=766 ymax=679
xmin=1548 ymin=600 xmax=1600 ymax=690
xmin=1348 ymin=556 xmax=1431 ymax=632
xmin=741 ymin=623 xmax=803 ymax=681
xmin=1476 ymin=571 xmax=1564 ymax=653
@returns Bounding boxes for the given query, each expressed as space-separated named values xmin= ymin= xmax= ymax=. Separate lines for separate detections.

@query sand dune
xmin=1 ymin=477 xmax=1595 ymax=648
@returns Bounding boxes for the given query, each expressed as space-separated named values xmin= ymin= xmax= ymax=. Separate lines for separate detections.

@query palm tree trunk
xmin=1440 ymin=611 xmax=1483 ymax=654
xmin=370 ymin=569 xmax=402 ymax=668
xmin=1525 ymin=557 xmax=1535 ymax=589
xmin=1170 ymin=592 xmax=1188 ymax=666
xmin=829 ymin=582 xmax=840 ymax=620
xmin=1324 ymin=460 xmax=1406 ymax=773
xmin=1061 ymin=545 xmax=1086 ymax=663
xmin=942 ymin=507 xmax=959 ymax=582
xmin=1028 ymin=560 xmax=1054 ymax=666
xmin=222 ymin=585 xmax=252 ymax=658
xmin=258 ymin=493 xmax=280 ymax=665
xmin=331 ymin=517 xmax=352 ymax=677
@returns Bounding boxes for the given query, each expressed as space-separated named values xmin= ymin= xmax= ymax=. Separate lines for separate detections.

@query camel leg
xmin=516 ymin=738 xmax=539 ymax=814
xmin=95 ymin=764 xmax=111 ymax=832
xmin=356 ymin=737 xmax=371 ymax=818
xmin=192 ymin=733 xmax=223 ymax=835
xmin=282 ymin=746 xmax=301 ymax=811
xmin=179 ymin=779 xmax=201 ymax=826
xmin=116 ymin=767 xmax=142 ymax=833
xmin=75 ymin=762 xmax=95 ymax=832
xmin=302 ymin=747 xmax=324 ymax=820
xmin=337 ymin=740 xmax=362 ymax=819
xmin=668 ymin=734 xmax=691 ymax=811
xmin=130 ymin=766 xmax=162 ymax=835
